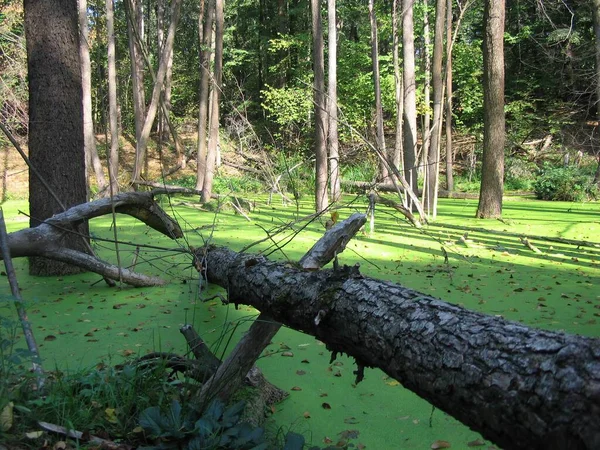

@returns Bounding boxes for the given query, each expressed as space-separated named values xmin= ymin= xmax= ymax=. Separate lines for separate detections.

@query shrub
xmin=532 ymin=164 xmax=598 ymax=201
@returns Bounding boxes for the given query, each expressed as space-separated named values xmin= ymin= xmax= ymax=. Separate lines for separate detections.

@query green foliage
xmin=167 ymin=174 xmax=263 ymax=195
xmin=28 ymin=362 xmax=182 ymax=439
xmin=139 ymin=399 xmax=268 ymax=449
xmin=532 ymin=164 xmax=598 ymax=202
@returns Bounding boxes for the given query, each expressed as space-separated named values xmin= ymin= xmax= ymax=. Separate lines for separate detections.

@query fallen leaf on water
xmin=431 ymin=440 xmax=451 ymax=449
xmin=113 ymin=303 xmax=126 ymax=309
xmin=467 ymin=439 xmax=486 ymax=447
xmin=321 ymin=403 xmax=331 ymax=409
xmin=303 ymin=411 xmax=311 ymax=418
xmin=323 ymin=437 xmax=333 ymax=444
xmin=386 ymin=380 xmax=400 ymax=386
xmin=44 ymin=335 xmax=56 ymax=341
xmin=282 ymin=351 xmax=294 ymax=357
xmin=357 ymin=444 xmax=366 ymax=449
xmin=344 ymin=416 xmax=359 ymax=424
xmin=333 ymin=371 xmax=342 ymax=377
xmin=291 ymin=386 xmax=302 ymax=391
xmin=301 ymin=359 xmax=310 ymax=364
xmin=319 ymin=393 xmax=328 ymax=397
xmin=296 ymin=370 xmax=306 ymax=375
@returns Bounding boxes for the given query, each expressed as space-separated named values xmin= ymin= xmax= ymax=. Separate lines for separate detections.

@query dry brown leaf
xmin=467 ymin=439 xmax=485 ymax=447
xmin=431 ymin=440 xmax=451 ymax=449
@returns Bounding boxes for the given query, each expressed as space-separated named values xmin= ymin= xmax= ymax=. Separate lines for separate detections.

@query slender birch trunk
xmin=126 ymin=0 xmax=146 ymax=153
xmin=445 ymin=0 xmax=454 ymax=191
xmin=327 ymin=0 xmax=341 ymax=202
xmin=78 ymin=0 xmax=107 ymax=196
xmin=132 ymin=0 xmax=182 ymax=182
xmin=196 ymin=0 xmax=214 ymax=191
xmin=402 ymin=0 xmax=419 ymax=205
xmin=421 ymin=0 xmax=431 ymax=175
xmin=106 ymin=0 xmax=119 ymax=195
xmin=392 ymin=0 xmax=404 ymax=175
xmin=312 ymin=0 xmax=329 ymax=212
xmin=424 ymin=0 xmax=445 ymax=219
xmin=369 ymin=0 xmax=388 ymax=182
xmin=201 ymin=0 xmax=224 ymax=202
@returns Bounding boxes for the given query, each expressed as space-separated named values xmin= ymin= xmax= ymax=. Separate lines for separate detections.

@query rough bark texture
xmin=24 ymin=0 xmax=89 ymax=276
xmin=311 ymin=0 xmax=329 ymax=213
xmin=2 ymin=192 xmax=183 ymax=286
xmin=476 ymin=0 xmax=505 ymax=219
xmin=203 ymin=246 xmax=600 ymax=450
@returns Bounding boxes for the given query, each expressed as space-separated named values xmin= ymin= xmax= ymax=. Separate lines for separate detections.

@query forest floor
xmin=1 ymin=187 xmax=599 ymax=448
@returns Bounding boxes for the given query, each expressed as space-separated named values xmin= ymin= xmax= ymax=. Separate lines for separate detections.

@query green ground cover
xmin=1 ymin=195 xmax=599 ymax=449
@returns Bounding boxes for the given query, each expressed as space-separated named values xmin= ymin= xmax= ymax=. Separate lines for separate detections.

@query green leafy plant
xmin=139 ymin=399 xmax=268 ymax=449
xmin=532 ymin=164 xmax=598 ymax=202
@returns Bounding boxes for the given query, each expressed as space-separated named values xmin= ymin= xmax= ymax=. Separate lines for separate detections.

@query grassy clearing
xmin=0 ymin=194 xmax=599 ymax=448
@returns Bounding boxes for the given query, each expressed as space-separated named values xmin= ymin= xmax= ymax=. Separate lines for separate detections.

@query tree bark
xmin=2 ymin=192 xmax=183 ymax=287
xmin=125 ymin=0 xmax=146 ymax=152
xmin=421 ymin=0 xmax=431 ymax=171
xmin=402 ymin=0 xmax=419 ymax=207
xmin=195 ymin=0 xmax=214 ymax=191
xmin=202 ymin=245 xmax=600 ymax=450
xmin=106 ymin=0 xmax=120 ymax=195
xmin=132 ymin=0 xmax=182 ymax=182
xmin=476 ymin=0 xmax=505 ymax=219
xmin=445 ymin=0 xmax=454 ymax=192
xmin=369 ymin=0 xmax=388 ymax=182
xmin=327 ymin=0 xmax=341 ymax=202
xmin=201 ymin=0 xmax=224 ymax=202
xmin=392 ymin=0 xmax=404 ymax=174
xmin=78 ymin=0 xmax=107 ymax=196
xmin=24 ymin=0 xmax=89 ymax=276
xmin=594 ymin=0 xmax=600 ymax=119
xmin=311 ymin=0 xmax=329 ymax=213
xmin=423 ymin=0 xmax=445 ymax=219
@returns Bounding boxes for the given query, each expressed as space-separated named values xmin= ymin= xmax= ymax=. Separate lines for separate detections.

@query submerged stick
xmin=0 ymin=209 xmax=44 ymax=383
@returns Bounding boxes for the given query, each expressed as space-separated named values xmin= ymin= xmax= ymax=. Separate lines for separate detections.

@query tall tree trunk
xmin=421 ymin=0 xmax=431 ymax=174
xmin=157 ymin=0 xmax=175 ymax=143
xmin=445 ymin=0 xmax=454 ymax=192
xmin=126 ymin=0 xmax=146 ymax=154
xmin=594 ymin=0 xmax=600 ymax=119
xmin=195 ymin=0 xmax=214 ymax=191
xmin=78 ymin=0 xmax=107 ymax=196
xmin=132 ymin=0 xmax=182 ymax=182
xmin=369 ymin=0 xmax=388 ymax=182
xmin=312 ymin=0 xmax=329 ymax=212
xmin=327 ymin=0 xmax=341 ymax=202
xmin=106 ymin=0 xmax=119 ymax=195
xmin=201 ymin=0 xmax=224 ymax=202
xmin=402 ymin=0 xmax=419 ymax=205
xmin=476 ymin=0 xmax=505 ymax=219
xmin=24 ymin=0 xmax=89 ymax=276
xmin=423 ymin=0 xmax=445 ymax=219
xmin=392 ymin=0 xmax=404 ymax=174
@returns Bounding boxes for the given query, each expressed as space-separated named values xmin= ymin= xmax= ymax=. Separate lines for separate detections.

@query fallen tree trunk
xmin=2 ymin=191 xmax=183 ymax=286
xmin=342 ymin=180 xmax=479 ymax=199
xmin=201 ymin=246 xmax=600 ymax=450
